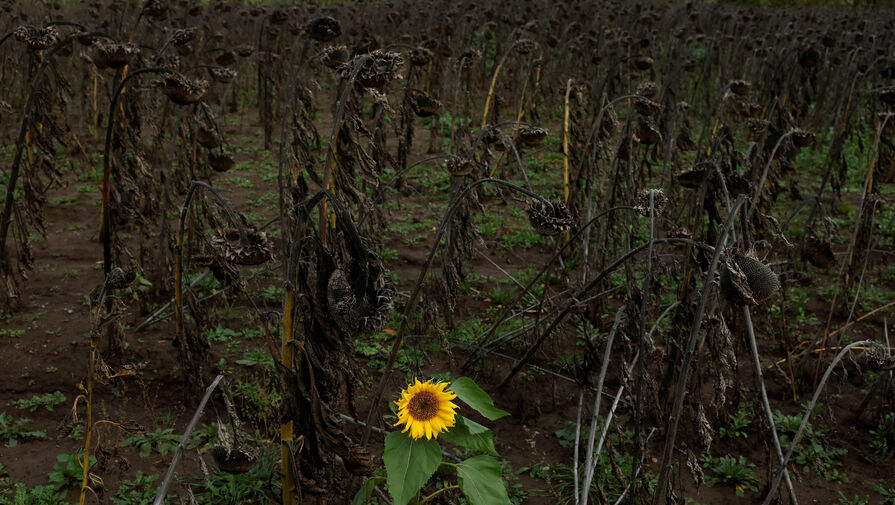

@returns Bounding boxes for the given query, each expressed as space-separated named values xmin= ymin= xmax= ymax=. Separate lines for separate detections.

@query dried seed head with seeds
xmin=13 ymin=25 xmax=60 ymax=50
xmin=341 ymin=50 xmax=405 ymax=89
xmin=157 ymin=74 xmax=208 ymax=105
xmin=634 ymin=189 xmax=667 ymax=217
xmin=719 ymin=252 xmax=781 ymax=306
xmin=526 ymin=199 xmax=575 ymax=236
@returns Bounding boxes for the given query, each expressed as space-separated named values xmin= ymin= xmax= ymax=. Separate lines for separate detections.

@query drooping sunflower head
xmin=394 ymin=379 xmax=458 ymax=440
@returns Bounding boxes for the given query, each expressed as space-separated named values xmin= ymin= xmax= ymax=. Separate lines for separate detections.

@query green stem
xmin=420 ymin=485 xmax=460 ymax=504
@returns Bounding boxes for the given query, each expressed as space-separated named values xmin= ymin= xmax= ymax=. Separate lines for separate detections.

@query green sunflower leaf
xmin=351 ymin=476 xmax=384 ymax=505
xmin=384 ymin=431 xmax=442 ymax=505
xmin=449 ymin=377 xmax=509 ymax=421
xmin=439 ymin=415 xmax=498 ymax=456
xmin=457 ymin=455 xmax=511 ymax=505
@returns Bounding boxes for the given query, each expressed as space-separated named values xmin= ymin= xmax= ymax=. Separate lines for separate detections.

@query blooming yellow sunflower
xmin=394 ymin=379 xmax=458 ymax=440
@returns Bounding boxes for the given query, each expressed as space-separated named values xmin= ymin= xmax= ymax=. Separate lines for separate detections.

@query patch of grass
xmin=51 ymin=195 xmax=79 ymax=207
xmin=500 ymin=228 xmax=548 ymax=249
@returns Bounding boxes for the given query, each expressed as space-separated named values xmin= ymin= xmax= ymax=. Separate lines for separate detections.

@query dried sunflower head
xmin=676 ymin=168 xmax=707 ymax=188
xmin=728 ymin=80 xmax=751 ymax=96
xmin=456 ymin=49 xmax=481 ymax=71
xmin=879 ymin=87 xmax=895 ymax=105
xmin=598 ymin=104 xmax=620 ymax=139
xmin=209 ymin=228 xmax=273 ymax=265
xmin=445 ymin=157 xmax=480 ymax=177
xmin=321 ymin=45 xmax=350 ymax=69
xmin=634 ymin=189 xmax=667 ymax=217
xmin=862 ymin=343 xmax=895 ymax=371
xmin=170 ymin=27 xmax=199 ymax=46
xmin=208 ymin=151 xmax=234 ymax=172
xmin=211 ymin=446 xmax=257 ymax=474
xmin=408 ymin=89 xmax=442 ymax=118
xmin=342 ymin=50 xmax=404 ymax=89
xmin=635 ymin=81 xmax=659 ymax=100
xmin=269 ymin=9 xmax=289 ymax=25
xmin=92 ymin=41 xmax=138 ymax=69
xmin=105 ymin=267 xmax=137 ymax=290
xmin=141 ymin=0 xmax=168 ymax=18
xmin=791 ymin=129 xmax=816 ymax=148
xmin=517 ymin=125 xmax=548 ymax=149
xmin=327 ymin=257 xmax=395 ymax=336
xmin=479 ymin=125 xmax=502 ymax=145
xmin=719 ymin=252 xmax=780 ymax=306
xmin=208 ymin=66 xmax=237 ymax=84
xmin=512 ymin=38 xmax=538 ymax=55
xmin=305 ymin=16 xmax=341 ymax=42
xmin=197 ymin=125 xmax=222 ymax=149
xmin=633 ymin=97 xmax=662 ymax=117
xmin=233 ymin=44 xmax=253 ymax=57
xmin=410 ymin=46 xmax=433 ymax=66
xmin=158 ymin=74 xmax=208 ymax=105
xmin=745 ymin=118 xmax=769 ymax=139
xmin=14 ymin=25 xmax=60 ymax=50
xmin=634 ymin=119 xmax=661 ymax=145
xmin=802 ymin=233 xmax=835 ymax=269
xmin=215 ymin=50 xmax=237 ymax=66
xmin=527 ymin=199 xmax=574 ymax=236
xmin=633 ymin=56 xmax=654 ymax=71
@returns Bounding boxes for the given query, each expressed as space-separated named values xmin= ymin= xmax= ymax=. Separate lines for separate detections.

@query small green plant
xmin=836 ymin=491 xmax=869 ymax=505
xmin=554 ymin=420 xmax=590 ymax=449
xmin=236 ymin=348 xmax=275 ymax=370
xmin=48 ymin=451 xmax=98 ymax=491
xmin=112 ymin=471 xmax=176 ymax=505
xmin=187 ymin=452 xmax=278 ymax=504
xmin=0 ymin=328 xmax=24 ymax=338
xmin=701 ymin=454 xmax=759 ymax=497
xmin=483 ymin=283 xmax=514 ymax=306
xmin=719 ymin=403 xmax=753 ymax=439
xmin=121 ymin=428 xmax=181 ymax=458
xmin=232 ymin=376 xmax=282 ymax=427
xmin=258 ymin=284 xmax=285 ymax=303
xmin=375 ymin=246 xmax=399 ymax=264
xmin=875 ymin=482 xmax=895 ymax=505
xmin=67 ymin=424 xmax=85 ymax=441
xmin=0 ymin=412 xmax=46 ymax=447
xmin=0 ymin=483 xmax=69 ymax=505
xmin=12 ymin=391 xmax=66 ymax=413
xmin=774 ymin=409 xmax=847 ymax=479
xmin=869 ymin=412 xmax=894 ymax=458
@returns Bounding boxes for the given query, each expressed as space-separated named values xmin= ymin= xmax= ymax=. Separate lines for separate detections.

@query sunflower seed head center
xmin=408 ymin=391 xmax=438 ymax=421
